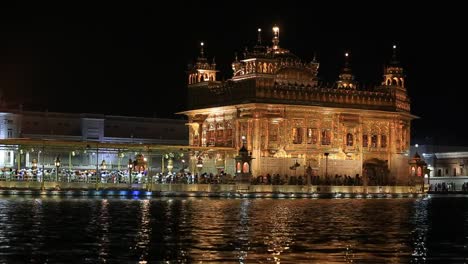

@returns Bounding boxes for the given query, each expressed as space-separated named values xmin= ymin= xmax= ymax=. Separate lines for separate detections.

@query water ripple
xmin=0 ymin=196 xmax=465 ymax=262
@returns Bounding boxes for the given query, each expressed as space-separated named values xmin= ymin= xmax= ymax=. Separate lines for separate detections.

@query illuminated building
xmin=0 ymin=109 xmax=187 ymax=168
xmin=182 ymin=27 xmax=415 ymax=184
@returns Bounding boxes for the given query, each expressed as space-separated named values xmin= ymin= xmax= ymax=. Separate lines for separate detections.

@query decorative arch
xmin=346 ymin=133 xmax=353 ymax=146
xmin=363 ymin=158 xmax=390 ymax=185
xmin=242 ymin=162 xmax=250 ymax=173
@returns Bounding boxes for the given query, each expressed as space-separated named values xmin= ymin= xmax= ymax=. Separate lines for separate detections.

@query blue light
xmin=145 ymin=191 xmax=152 ymax=196
xmin=132 ymin=190 xmax=140 ymax=196
xmin=119 ymin=190 xmax=128 ymax=196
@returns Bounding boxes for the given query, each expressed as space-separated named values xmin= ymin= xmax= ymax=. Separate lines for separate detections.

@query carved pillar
xmin=359 ymin=117 xmax=364 ymax=178
xmin=251 ymin=116 xmax=262 ymax=176
xmin=213 ymin=115 xmax=217 ymax=147
xmin=197 ymin=123 xmax=203 ymax=147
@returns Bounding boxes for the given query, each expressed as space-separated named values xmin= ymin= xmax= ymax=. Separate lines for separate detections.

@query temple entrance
xmin=363 ymin=158 xmax=390 ymax=185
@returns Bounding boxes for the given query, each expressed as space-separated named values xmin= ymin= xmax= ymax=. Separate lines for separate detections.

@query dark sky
xmin=0 ymin=3 xmax=466 ymax=145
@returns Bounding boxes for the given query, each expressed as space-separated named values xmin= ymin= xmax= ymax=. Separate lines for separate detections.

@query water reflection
xmin=97 ymin=199 xmax=110 ymax=262
xmin=134 ymin=199 xmax=150 ymax=261
xmin=0 ymin=196 xmax=467 ymax=262
xmin=236 ymin=199 xmax=251 ymax=263
xmin=262 ymin=200 xmax=295 ymax=263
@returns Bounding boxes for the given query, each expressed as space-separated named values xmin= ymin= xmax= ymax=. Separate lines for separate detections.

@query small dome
xmin=274 ymin=67 xmax=315 ymax=86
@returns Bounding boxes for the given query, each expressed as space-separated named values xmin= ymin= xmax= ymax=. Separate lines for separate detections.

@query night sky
xmin=0 ymin=4 xmax=466 ymax=145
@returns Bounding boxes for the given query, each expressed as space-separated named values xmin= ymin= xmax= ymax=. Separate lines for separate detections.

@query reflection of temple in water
xmin=182 ymin=26 xmax=415 ymax=184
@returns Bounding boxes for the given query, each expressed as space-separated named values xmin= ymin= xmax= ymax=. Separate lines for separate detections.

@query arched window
xmin=307 ymin=128 xmax=318 ymax=144
xmin=292 ymin=128 xmax=303 ymax=144
xmin=371 ymin=135 xmax=378 ymax=148
xmin=381 ymin=135 xmax=387 ymax=148
xmin=346 ymin=133 xmax=353 ymax=146
xmin=268 ymin=63 xmax=273 ymax=73
xmin=236 ymin=162 xmax=241 ymax=173
xmin=417 ymin=167 xmax=422 ymax=177
xmin=243 ymin=162 xmax=250 ymax=173
xmin=438 ymin=169 xmax=441 ymax=176
xmin=362 ymin=135 xmax=368 ymax=147
xmin=321 ymin=129 xmax=331 ymax=145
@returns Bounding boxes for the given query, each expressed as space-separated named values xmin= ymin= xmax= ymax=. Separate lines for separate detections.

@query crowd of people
xmin=429 ymin=182 xmax=467 ymax=192
xmin=0 ymin=167 xmax=369 ymax=186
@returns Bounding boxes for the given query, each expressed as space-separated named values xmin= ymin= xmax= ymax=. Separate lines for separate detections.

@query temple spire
xmin=272 ymin=25 xmax=280 ymax=50
xmin=391 ymin=44 xmax=399 ymax=65
xmin=382 ymin=44 xmax=405 ymax=88
xmin=188 ymin=41 xmax=218 ymax=85
xmin=344 ymin=52 xmax=350 ymax=68
xmin=381 ymin=44 xmax=409 ymax=111
xmin=200 ymin=42 xmax=205 ymax=58
xmin=257 ymin=28 xmax=262 ymax=44
xmin=337 ymin=52 xmax=356 ymax=89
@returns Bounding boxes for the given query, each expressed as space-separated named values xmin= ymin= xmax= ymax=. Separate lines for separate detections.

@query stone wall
xmin=0 ymin=182 xmax=416 ymax=194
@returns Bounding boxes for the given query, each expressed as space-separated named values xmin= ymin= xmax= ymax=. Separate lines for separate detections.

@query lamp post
xmin=291 ymin=160 xmax=300 ymax=177
xmin=100 ymin=160 xmax=107 ymax=171
xmin=324 ymin=152 xmax=329 ymax=180
xmin=128 ymin=158 xmax=133 ymax=184
xmin=55 ymin=156 xmax=61 ymax=182
xmin=167 ymin=158 xmax=174 ymax=173
xmin=306 ymin=163 xmax=312 ymax=186
xmin=196 ymin=156 xmax=203 ymax=173
xmin=145 ymin=155 xmax=152 ymax=191
xmin=32 ymin=158 xmax=38 ymax=170
xmin=40 ymin=142 xmax=45 ymax=191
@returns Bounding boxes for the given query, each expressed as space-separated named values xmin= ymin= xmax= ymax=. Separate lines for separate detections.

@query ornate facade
xmin=182 ymin=27 xmax=415 ymax=184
